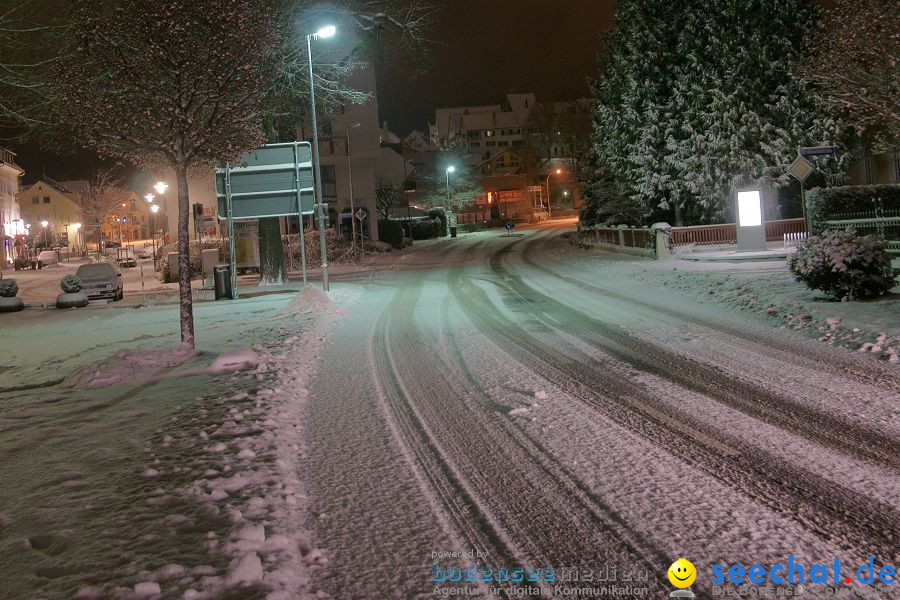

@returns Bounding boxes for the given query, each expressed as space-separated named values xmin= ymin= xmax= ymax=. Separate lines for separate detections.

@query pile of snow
xmin=206 ymin=349 xmax=259 ymax=374
xmin=64 ymin=345 xmax=197 ymax=389
xmin=279 ymin=285 xmax=348 ymax=317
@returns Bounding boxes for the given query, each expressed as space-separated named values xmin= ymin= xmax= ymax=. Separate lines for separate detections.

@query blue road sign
xmin=800 ymin=146 xmax=836 ymax=158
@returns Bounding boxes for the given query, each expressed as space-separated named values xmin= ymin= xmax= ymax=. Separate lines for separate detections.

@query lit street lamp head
xmin=447 ymin=166 xmax=456 ymax=173
xmin=315 ymin=25 xmax=336 ymax=39
xmin=145 ymin=193 xmax=155 ymax=203
xmin=154 ymin=181 xmax=168 ymax=195
xmin=150 ymin=205 xmax=160 ymax=214
xmin=40 ymin=220 xmax=48 ymax=227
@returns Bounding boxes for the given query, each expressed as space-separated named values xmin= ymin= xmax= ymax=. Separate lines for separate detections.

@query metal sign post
xmin=216 ymin=142 xmax=315 ymax=297
xmin=225 ymin=163 xmax=238 ymax=299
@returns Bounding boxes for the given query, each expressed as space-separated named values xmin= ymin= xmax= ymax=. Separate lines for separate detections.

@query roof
xmin=0 ymin=147 xmax=24 ymax=175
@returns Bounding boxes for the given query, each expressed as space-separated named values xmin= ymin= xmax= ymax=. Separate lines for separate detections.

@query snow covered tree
xmin=592 ymin=0 xmax=850 ymax=225
xmin=802 ymin=0 xmax=899 ymax=153
xmin=48 ymin=0 xmax=279 ymax=348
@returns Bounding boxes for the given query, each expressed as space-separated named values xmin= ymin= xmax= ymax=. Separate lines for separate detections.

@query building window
xmin=43 ymin=196 xmax=51 ymax=204
xmin=470 ymin=141 xmax=481 ymax=148
xmin=485 ymin=130 xmax=494 ymax=137
xmin=486 ymin=141 xmax=496 ymax=147
xmin=32 ymin=196 xmax=39 ymax=204
xmin=320 ymin=165 xmax=337 ymax=197
xmin=864 ymin=153 xmax=874 ymax=184
xmin=131 ymin=201 xmax=136 ymax=211
xmin=894 ymin=153 xmax=900 ymax=182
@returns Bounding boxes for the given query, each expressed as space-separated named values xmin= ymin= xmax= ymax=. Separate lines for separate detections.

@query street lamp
xmin=144 ymin=193 xmax=155 ymax=203
xmin=307 ymin=24 xmax=336 ymax=291
xmin=154 ymin=181 xmax=168 ymax=196
xmin=150 ymin=204 xmax=160 ymax=267
xmin=445 ymin=165 xmax=455 ymax=236
xmin=545 ymin=168 xmax=562 ymax=218
xmin=346 ymin=122 xmax=362 ymax=256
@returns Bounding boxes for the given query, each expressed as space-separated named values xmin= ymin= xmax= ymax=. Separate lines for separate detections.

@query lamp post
xmin=150 ymin=204 xmax=160 ymax=268
xmin=445 ymin=165 xmax=455 ymax=237
xmin=346 ymin=122 xmax=361 ymax=256
xmin=307 ymin=24 xmax=336 ymax=291
xmin=546 ymin=168 xmax=562 ymax=218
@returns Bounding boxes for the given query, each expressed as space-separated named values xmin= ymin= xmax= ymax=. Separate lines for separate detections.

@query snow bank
xmin=63 ymin=345 xmax=198 ymax=389
xmin=279 ymin=285 xmax=348 ymax=317
xmin=206 ymin=349 xmax=258 ymax=374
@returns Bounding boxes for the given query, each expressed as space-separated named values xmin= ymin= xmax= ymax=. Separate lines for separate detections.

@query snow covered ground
xmin=1 ymin=223 xmax=898 ymax=599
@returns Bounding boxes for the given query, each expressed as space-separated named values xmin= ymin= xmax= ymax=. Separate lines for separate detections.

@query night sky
xmin=12 ymin=1 xmax=613 ymax=182
xmin=376 ymin=0 xmax=613 ymax=136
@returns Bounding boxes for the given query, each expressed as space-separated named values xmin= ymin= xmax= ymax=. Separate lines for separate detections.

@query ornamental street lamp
xmin=307 ymin=24 xmax=336 ymax=291
xmin=150 ymin=204 xmax=160 ymax=267
xmin=546 ymin=168 xmax=562 ymax=218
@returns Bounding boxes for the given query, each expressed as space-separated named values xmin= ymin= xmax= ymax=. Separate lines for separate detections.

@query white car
xmin=75 ymin=263 xmax=124 ymax=301
xmin=37 ymin=250 xmax=58 ymax=268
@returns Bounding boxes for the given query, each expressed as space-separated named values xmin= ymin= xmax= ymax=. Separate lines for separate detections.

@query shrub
xmin=377 ymin=220 xmax=405 ymax=249
xmin=806 ymin=184 xmax=900 ymax=234
xmin=427 ymin=208 xmax=447 ymax=236
xmin=60 ymin=274 xmax=82 ymax=293
xmin=789 ymin=228 xmax=898 ymax=300
xmin=0 ymin=279 xmax=18 ymax=297
xmin=410 ymin=219 xmax=436 ymax=240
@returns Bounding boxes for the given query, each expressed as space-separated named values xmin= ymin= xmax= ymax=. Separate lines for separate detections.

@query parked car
xmin=75 ymin=263 xmax=123 ymax=301
xmin=37 ymin=250 xmax=58 ymax=268
xmin=105 ymin=241 xmax=121 ymax=249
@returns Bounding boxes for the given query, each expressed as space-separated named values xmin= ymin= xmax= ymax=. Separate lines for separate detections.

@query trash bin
xmin=450 ymin=226 xmax=458 ymax=238
xmin=213 ymin=263 xmax=232 ymax=300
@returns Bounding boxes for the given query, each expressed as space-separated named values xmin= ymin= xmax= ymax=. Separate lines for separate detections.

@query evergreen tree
xmin=592 ymin=0 xmax=850 ymax=225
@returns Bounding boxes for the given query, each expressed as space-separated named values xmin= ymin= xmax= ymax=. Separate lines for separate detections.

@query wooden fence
xmin=670 ymin=218 xmax=806 ymax=246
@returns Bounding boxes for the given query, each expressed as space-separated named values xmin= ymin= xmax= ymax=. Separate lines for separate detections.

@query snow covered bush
xmin=789 ymin=228 xmax=898 ymax=300
xmin=806 ymin=184 xmax=900 ymax=234
xmin=60 ymin=274 xmax=82 ymax=293
xmin=0 ymin=279 xmax=18 ymax=297
xmin=377 ymin=219 xmax=405 ymax=249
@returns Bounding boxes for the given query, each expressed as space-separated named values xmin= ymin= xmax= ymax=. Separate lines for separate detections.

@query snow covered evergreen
xmin=590 ymin=0 xmax=850 ymax=225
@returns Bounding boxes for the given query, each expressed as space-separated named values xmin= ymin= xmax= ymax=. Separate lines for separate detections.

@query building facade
xmin=16 ymin=179 xmax=84 ymax=249
xmin=0 ymin=147 xmax=25 ymax=265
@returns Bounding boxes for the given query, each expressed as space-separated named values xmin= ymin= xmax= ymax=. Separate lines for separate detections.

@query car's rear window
xmin=76 ymin=264 xmax=116 ymax=279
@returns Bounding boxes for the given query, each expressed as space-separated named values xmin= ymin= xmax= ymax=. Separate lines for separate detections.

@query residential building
xmin=0 ymin=147 xmax=25 ymax=265
xmin=845 ymin=149 xmax=900 ymax=185
xmin=16 ymin=178 xmax=84 ymax=249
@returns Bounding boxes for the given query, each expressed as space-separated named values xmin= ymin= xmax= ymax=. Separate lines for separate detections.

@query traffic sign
xmin=788 ymin=155 xmax=815 ymax=182
xmin=215 ymin=142 xmax=314 ymax=220
xmin=355 ymin=208 xmax=367 ymax=221
xmin=799 ymin=145 xmax=836 ymax=158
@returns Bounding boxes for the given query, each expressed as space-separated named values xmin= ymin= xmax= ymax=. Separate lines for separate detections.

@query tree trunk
xmin=258 ymin=217 xmax=286 ymax=285
xmin=673 ymin=201 xmax=684 ymax=227
xmin=176 ymin=165 xmax=195 ymax=348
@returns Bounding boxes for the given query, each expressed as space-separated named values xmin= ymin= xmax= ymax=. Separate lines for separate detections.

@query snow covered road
xmin=303 ymin=225 xmax=900 ymax=599
xmin=1 ymin=224 xmax=897 ymax=599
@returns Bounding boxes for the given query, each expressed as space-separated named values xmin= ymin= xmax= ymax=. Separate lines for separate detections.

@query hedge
xmin=377 ymin=220 xmax=405 ymax=249
xmin=806 ymin=184 xmax=900 ymax=234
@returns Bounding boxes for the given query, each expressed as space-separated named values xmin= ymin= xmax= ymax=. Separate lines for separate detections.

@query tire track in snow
xmin=370 ymin=255 xmax=670 ymax=596
xmin=523 ymin=228 xmax=900 ymax=394
xmin=493 ymin=235 xmax=900 ymax=470
xmin=447 ymin=245 xmax=900 ymax=567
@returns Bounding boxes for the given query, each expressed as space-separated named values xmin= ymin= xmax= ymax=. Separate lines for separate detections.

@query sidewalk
xmin=674 ymin=241 xmax=797 ymax=262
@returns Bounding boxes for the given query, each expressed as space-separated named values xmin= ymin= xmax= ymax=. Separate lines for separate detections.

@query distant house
xmin=0 ymin=147 xmax=25 ymax=265
xmin=16 ymin=178 xmax=84 ymax=248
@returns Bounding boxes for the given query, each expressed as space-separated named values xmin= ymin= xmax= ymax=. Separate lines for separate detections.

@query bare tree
xmin=803 ymin=0 xmax=900 ymax=152
xmin=375 ymin=178 xmax=403 ymax=220
xmin=47 ymin=0 xmax=280 ymax=348
xmin=79 ymin=168 xmax=127 ymax=250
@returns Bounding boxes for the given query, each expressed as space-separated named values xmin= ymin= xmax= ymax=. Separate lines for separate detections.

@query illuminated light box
xmin=735 ymin=186 xmax=766 ymax=251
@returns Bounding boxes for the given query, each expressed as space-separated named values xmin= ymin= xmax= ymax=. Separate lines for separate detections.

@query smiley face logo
xmin=668 ymin=558 xmax=697 ymax=588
